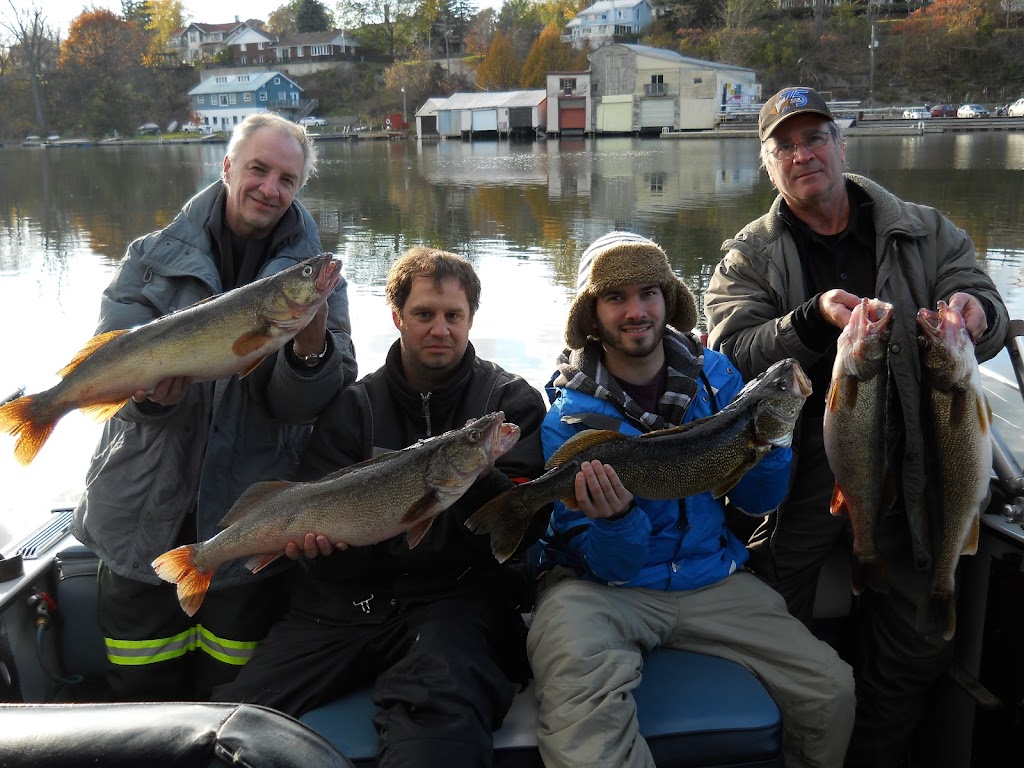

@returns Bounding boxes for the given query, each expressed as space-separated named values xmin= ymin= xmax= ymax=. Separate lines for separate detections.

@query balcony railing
xmin=644 ymin=83 xmax=668 ymax=97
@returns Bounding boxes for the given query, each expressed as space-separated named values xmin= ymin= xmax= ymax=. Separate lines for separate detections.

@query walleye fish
xmin=918 ymin=301 xmax=993 ymax=640
xmin=823 ymin=297 xmax=894 ymax=595
xmin=0 ymin=254 xmax=341 ymax=466
xmin=466 ymin=358 xmax=811 ymax=563
xmin=152 ymin=412 xmax=520 ymax=616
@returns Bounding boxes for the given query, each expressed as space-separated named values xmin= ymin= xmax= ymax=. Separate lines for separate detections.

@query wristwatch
xmin=292 ymin=338 xmax=328 ymax=369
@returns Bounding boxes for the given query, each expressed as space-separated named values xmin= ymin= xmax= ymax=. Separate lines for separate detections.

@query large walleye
xmin=918 ymin=301 xmax=993 ymax=640
xmin=823 ymin=297 xmax=894 ymax=595
xmin=0 ymin=254 xmax=341 ymax=466
xmin=466 ymin=358 xmax=811 ymax=563
xmin=153 ymin=412 xmax=520 ymax=616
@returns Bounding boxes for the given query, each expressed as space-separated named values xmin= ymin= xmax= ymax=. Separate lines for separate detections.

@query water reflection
xmin=1 ymin=133 xmax=1023 ymax=548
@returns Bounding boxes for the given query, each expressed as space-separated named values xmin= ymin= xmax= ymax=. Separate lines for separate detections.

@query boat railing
xmin=991 ymin=319 xmax=1024 ymax=522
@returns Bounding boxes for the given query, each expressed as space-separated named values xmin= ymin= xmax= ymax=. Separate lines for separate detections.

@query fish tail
xmin=850 ymin=555 xmax=889 ymax=596
xmin=465 ymin=488 xmax=537 ymax=564
xmin=0 ymin=395 xmax=57 ymax=466
xmin=932 ymin=591 xmax=957 ymax=641
xmin=151 ymin=545 xmax=214 ymax=618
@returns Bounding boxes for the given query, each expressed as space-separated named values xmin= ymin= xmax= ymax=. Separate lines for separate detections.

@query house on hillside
xmin=272 ymin=30 xmax=357 ymax=67
xmin=545 ymin=72 xmax=593 ymax=136
xmin=166 ymin=19 xmax=250 ymax=64
xmin=564 ymin=0 xmax=655 ymax=50
xmin=188 ymin=71 xmax=309 ymax=133
xmin=223 ymin=26 xmax=277 ymax=66
xmin=589 ymin=44 xmax=758 ymax=133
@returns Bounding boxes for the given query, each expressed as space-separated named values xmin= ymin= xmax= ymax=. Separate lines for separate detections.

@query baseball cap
xmin=759 ymin=87 xmax=833 ymax=142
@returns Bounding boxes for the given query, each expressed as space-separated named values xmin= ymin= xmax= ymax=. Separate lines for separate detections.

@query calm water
xmin=2 ymin=133 xmax=1023 ymax=548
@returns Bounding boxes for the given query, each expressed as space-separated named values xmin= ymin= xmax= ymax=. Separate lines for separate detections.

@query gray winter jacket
xmin=705 ymin=173 xmax=1008 ymax=569
xmin=73 ymin=180 xmax=358 ymax=588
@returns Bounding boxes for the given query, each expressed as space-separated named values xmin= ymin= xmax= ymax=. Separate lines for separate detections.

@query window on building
xmin=561 ymin=78 xmax=576 ymax=95
xmin=241 ymin=43 xmax=247 ymax=51
xmin=239 ymin=56 xmax=247 ymax=64
xmin=229 ymin=94 xmax=236 ymax=104
xmin=274 ymin=77 xmax=281 ymax=84
xmin=260 ymin=92 xmax=268 ymax=101
xmin=238 ymin=75 xmax=249 ymax=82
xmin=311 ymin=45 xmax=330 ymax=56
xmin=693 ymin=77 xmax=703 ymax=84
xmin=216 ymin=76 xmax=227 ymax=84
xmin=257 ymin=55 xmax=265 ymax=63
xmin=244 ymin=93 xmax=252 ymax=102
xmin=197 ymin=96 xmax=205 ymax=104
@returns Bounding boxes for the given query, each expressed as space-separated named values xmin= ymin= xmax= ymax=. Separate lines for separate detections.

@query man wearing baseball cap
xmin=527 ymin=231 xmax=855 ymax=768
xmin=706 ymin=86 xmax=1009 ymax=766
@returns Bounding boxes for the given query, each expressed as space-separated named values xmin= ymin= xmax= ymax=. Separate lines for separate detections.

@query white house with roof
xmin=166 ymin=20 xmax=250 ymax=64
xmin=188 ymin=71 xmax=306 ymax=133
xmin=425 ymin=91 xmax=547 ymax=139
xmin=564 ymin=0 xmax=654 ymax=49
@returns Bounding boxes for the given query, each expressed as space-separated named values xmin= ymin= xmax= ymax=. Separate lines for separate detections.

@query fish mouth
xmin=788 ymin=359 xmax=813 ymax=398
xmin=315 ymin=254 xmax=343 ymax=293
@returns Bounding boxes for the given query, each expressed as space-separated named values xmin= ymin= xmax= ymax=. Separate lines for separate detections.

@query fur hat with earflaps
xmin=565 ymin=231 xmax=698 ymax=350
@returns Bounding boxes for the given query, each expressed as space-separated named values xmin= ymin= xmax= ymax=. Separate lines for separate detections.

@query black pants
xmin=98 ymin=563 xmax=291 ymax=702
xmin=747 ymin=427 xmax=953 ymax=768
xmin=213 ymin=591 xmax=517 ymax=768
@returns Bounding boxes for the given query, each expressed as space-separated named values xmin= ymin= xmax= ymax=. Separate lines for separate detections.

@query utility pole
xmin=868 ymin=17 xmax=879 ymax=109
xmin=401 ymin=87 xmax=407 ymax=128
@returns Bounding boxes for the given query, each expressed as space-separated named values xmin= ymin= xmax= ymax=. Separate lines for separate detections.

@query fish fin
xmin=546 ymin=429 xmax=625 ymax=469
xmin=464 ymin=489 xmax=537 ymax=563
xmin=406 ymin=517 xmax=437 ymax=549
xmin=151 ymin=545 xmax=212 ymax=618
xmin=0 ymin=395 xmax=56 ymax=466
xmin=80 ymin=398 xmax=131 ymax=423
xmin=245 ymin=552 xmax=284 ymax=574
xmin=850 ymin=556 xmax=889 ymax=596
xmin=238 ymin=355 xmax=270 ymax=379
xmin=961 ymin=513 xmax=980 ymax=556
xmin=829 ymin=486 xmax=849 ymax=517
xmin=57 ymin=329 xmax=129 ymax=378
xmin=710 ymin=456 xmax=757 ymax=499
xmin=931 ymin=592 xmax=957 ymax=641
xmin=232 ymin=329 xmax=274 ymax=359
xmin=401 ymin=492 xmax=442 ymax=525
xmin=219 ymin=481 xmax=293 ymax=526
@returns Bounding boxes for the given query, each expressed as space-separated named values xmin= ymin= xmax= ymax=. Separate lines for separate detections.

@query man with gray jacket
xmin=705 ymin=87 xmax=1008 ymax=767
xmin=73 ymin=113 xmax=357 ymax=701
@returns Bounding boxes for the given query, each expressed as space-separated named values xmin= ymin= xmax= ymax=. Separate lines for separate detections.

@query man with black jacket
xmin=214 ymin=246 xmax=547 ymax=768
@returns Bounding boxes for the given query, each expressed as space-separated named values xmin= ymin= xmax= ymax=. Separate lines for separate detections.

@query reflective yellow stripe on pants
xmin=105 ymin=624 xmax=259 ymax=667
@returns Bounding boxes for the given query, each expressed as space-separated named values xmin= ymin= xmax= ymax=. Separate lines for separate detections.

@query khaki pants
xmin=527 ymin=568 xmax=855 ymax=768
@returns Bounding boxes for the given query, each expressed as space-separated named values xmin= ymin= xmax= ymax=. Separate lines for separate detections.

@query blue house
xmin=188 ymin=71 xmax=306 ymax=133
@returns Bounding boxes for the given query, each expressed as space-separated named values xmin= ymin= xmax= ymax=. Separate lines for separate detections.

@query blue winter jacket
xmin=537 ymin=348 xmax=793 ymax=591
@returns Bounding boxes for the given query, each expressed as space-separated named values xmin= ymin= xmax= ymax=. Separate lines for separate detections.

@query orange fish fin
xmin=220 ymin=480 xmax=293 ymax=526
xmin=57 ymin=329 xmax=129 ymax=378
xmin=547 ymin=429 xmax=624 ymax=469
xmin=830 ymin=485 xmax=849 ymax=517
xmin=961 ymin=514 xmax=980 ymax=556
xmin=406 ymin=517 xmax=437 ymax=549
xmin=238 ymin=355 xmax=270 ymax=379
xmin=0 ymin=395 xmax=56 ymax=466
xmin=80 ymin=398 xmax=131 ymax=423
xmin=825 ymin=382 xmax=841 ymax=413
xmin=232 ymin=329 xmax=274 ymax=359
xmin=245 ymin=552 xmax=284 ymax=574
xmin=151 ymin=545 xmax=212 ymax=618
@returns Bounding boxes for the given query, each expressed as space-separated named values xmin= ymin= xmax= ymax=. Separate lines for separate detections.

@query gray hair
xmin=225 ymin=112 xmax=319 ymax=187
xmin=759 ymin=120 xmax=845 ymax=171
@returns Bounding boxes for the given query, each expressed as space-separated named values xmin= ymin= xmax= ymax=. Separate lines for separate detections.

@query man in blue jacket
xmin=527 ymin=231 xmax=855 ymax=768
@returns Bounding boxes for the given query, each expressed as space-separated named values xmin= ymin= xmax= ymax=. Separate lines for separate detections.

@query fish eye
xmin=302 ymin=265 xmax=314 ymax=277
xmin=468 ymin=429 xmax=481 ymax=441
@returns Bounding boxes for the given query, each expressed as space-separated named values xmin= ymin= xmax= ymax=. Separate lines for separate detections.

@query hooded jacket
xmin=704 ymin=173 xmax=1009 ymax=569
xmin=536 ymin=330 xmax=794 ymax=590
xmin=73 ymin=180 xmax=358 ymax=588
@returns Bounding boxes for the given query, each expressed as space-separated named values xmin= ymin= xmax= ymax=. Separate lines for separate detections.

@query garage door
xmin=560 ymin=106 xmax=585 ymax=131
xmin=596 ymin=100 xmax=632 ymax=133
xmin=639 ymin=98 xmax=675 ymax=129
xmin=472 ymin=110 xmax=498 ymax=132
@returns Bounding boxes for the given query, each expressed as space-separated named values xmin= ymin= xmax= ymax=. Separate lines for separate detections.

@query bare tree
xmin=1 ymin=1 xmax=57 ymax=133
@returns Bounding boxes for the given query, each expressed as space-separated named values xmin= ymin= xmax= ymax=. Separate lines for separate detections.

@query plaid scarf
xmin=552 ymin=328 xmax=705 ymax=432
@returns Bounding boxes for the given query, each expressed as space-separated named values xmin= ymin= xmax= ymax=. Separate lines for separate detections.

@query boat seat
xmin=0 ymin=701 xmax=355 ymax=768
xmin=51 ymin=544 xmax=783 ymax=767
xmin=301 ymin=647 xmax=783 ymax=768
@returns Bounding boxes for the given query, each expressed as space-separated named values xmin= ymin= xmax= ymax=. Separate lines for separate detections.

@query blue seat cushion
xmin=300 ymin=647 xmax=782 ymax=768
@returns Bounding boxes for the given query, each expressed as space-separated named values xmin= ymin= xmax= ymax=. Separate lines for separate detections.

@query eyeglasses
xmin=767 ymin=131 xmax=833 ymax=161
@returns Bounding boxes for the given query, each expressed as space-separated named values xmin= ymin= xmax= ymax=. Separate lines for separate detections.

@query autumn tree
xmin=336 ymin=0 xmax=419 ymax=57
xmin=519 ymin=22 xmax=587 ymax=87
xmin=268 ymin=2 xmax=300 ymax=35
xmin=1 ymin=0 xmax=57 ymax=133
xmin=143 ymin=0 xmax=187 ymax=65
xmin=57 ymin=9 xmax=151 ymax=135
xmin=383 ymin=50 xmax=447 ymax=114
xmin=475 ymin=29 xmax=521 ymax=90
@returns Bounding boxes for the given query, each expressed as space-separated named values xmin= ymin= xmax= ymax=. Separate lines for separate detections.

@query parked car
xmin=1008 ymin=98 xmax=1024 ymax=118
xmin=136 ymin=122 xmax=160 ymax=135
xmin=298 ymin=116 xmax=326 ymax=127
xmin=957 ymin=104 xmax=989 ymax=118
xmin=930 ymin=104 xmax=957 ymax=118
xmin=902 ymin=108 xmax=931 ymax=119
xmin=181 ymin=122 xmax=207 ymax=134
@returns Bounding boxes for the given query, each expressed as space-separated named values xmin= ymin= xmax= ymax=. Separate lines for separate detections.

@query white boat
xmin=1 ymin=325 xmax=1023 ymax=767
